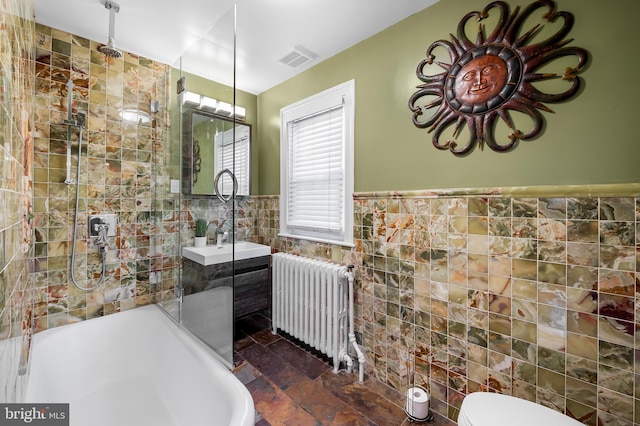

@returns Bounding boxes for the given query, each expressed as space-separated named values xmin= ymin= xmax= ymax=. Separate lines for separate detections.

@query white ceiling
xmin=33 ymin=0 xmax=439 ymax=94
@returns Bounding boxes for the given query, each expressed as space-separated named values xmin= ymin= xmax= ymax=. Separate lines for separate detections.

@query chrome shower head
xmin=98 ymin=37 xmax=123 ymax=59
xmin=99 ymin=1 xmax=123 ymax=59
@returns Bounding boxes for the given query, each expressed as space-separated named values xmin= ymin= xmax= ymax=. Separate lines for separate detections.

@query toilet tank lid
xmin=459 ymin=393 xmax=583 ymax=426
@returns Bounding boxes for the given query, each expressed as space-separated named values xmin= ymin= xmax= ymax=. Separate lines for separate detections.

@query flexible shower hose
xmin=69 ymin=124 xmax=107 ymax=291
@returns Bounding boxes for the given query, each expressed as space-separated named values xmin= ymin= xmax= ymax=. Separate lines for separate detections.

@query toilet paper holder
xmin=405 ymin=385 xmax=433 ymax=423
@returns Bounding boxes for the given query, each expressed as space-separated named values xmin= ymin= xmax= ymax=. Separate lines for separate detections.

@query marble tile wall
xmin=0 ymin=0 xmax=36 ymax=403
xmin=30 ymin=24 xmax=179 ymax=330
xmin=252 ymin=187 xmax=640 ymax=426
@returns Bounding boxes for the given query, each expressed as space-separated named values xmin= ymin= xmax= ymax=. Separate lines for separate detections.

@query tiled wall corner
xmin=0 ymin=0 xmax=36 ymax=403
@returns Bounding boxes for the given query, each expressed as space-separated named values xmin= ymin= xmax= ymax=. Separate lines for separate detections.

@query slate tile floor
xmin=233 ymin=313 xmax=455 ymax=426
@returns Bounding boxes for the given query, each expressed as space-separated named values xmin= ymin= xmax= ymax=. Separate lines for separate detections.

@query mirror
xmin=182 ymin=108 xmax=251 ymax=197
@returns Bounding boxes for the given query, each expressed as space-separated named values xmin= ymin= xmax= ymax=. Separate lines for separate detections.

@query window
xmin=214 ymin=124 xmax=250 ymax=196
xmin=280 ymin=80 xmax=354 ymax=246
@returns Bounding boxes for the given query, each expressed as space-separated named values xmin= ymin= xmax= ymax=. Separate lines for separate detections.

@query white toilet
xmin=458 ymin=392 xmax=583 ymax=426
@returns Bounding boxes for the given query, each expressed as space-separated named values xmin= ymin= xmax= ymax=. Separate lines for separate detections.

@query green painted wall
xmin=256 ymin=0 xmax=640 ymax=195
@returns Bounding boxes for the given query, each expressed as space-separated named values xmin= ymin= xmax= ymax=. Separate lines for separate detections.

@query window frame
xmin=279 ymin=80 xmax=355 ymax=247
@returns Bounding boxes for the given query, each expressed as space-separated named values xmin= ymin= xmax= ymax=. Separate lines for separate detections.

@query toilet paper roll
xmin=405 ymin=387 xmax=429 ymax=420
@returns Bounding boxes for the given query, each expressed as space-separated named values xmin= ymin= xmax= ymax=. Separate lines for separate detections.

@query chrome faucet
xmin=216 ymin=227 xmax=226 ymax=248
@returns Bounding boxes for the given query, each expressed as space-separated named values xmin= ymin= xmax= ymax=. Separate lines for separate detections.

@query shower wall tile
xmin=253 ymin=187 xmax=639 ymax=426
xmin=30 ymin=24 xmax=178 ymax=332
xmin=0 ymin=0 xmax=36 ymax=403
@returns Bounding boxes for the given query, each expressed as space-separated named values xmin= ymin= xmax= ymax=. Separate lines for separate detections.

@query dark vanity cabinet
xmin=182 ymin=255 xmax=271 ymax=319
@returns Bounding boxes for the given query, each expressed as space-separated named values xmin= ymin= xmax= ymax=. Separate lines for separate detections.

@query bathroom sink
xmin=182 ymin=242 xmax=271 ymax=266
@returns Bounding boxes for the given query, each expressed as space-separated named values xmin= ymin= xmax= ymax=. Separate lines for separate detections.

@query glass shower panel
xmin=174 ymin=5 xmax=237 ymax=368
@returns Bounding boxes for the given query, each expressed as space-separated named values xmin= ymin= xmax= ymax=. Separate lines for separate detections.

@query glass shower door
xmin=170 ymin=5 xmax=238 ymax=368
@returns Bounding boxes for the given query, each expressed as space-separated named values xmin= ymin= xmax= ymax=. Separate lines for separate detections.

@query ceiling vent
xmin=278 ymin=45 xmax=318 ymax=68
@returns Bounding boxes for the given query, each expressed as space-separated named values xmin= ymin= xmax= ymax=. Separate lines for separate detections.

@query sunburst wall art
xmin=408 ymin=0 xmax=588 ymax=155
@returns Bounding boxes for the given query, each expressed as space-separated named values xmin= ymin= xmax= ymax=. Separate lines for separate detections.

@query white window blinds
xmin=287 ymin=105 xmax=344 ymax=236
xmin=214 ymin=125 xmax=250 ymax=196
xmin=280 ymin=79 xmax=354 ymax=246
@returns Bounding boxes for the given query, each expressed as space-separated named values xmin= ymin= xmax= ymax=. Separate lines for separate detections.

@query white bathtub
xmin=25 ymin=304 xmax=254 ymax=426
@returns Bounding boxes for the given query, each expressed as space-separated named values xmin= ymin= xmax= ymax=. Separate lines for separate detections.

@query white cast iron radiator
xmin=272 ymin=253 xmax=365 ymax=380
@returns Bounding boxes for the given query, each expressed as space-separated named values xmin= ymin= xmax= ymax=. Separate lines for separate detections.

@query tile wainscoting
xmin=253 ymin=184 xmax=639 ymax=426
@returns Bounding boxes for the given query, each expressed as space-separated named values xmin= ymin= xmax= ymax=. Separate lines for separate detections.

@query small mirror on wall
xmin=182 ymin=109 xmax=251 ymax=197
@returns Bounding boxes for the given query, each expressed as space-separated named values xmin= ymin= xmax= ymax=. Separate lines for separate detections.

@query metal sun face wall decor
xmin=408 ymin=0 xmax=588 ymax=155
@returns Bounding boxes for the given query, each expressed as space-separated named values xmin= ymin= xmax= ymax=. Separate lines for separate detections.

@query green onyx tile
xmin=468 ymin=216 xmax=488 ymax=235
xmin=488 ymin=313 xmax=510 ymax=336
xmin=468 ymin=290 xmax=488 ymax=311
xmin=400 ymin=306 xmax=414 ymax=323
xmin=512 ymin=258 xmax=537 ymax=280
xmin=468 ymin=342 xmax=488 ymax=366
xmin=512 ymin=278 xmax=537 ymax=300
xmin=448 ymin=303 xmax=467 ymax=323
xmin=487 ymin=235 xmax=509 ymax=255
xmin=597 ymin=387 xmax=633 ymax=421
xmin=512 ymin=237 xmax=537 ymax=259
xmin=567 ymin=265 xmax=598 ymax=289
xmin=537 ymin=388 xmax=566 ymax=414
xmin=512 ymin=299 xmax=537 ymax=322
xmin=431 ymin=314 xmax=447 ymax=333
xmin=512 ymin=319 xmax=537 ymax=345
xmin=600 ymin=245 xmax=636 ymax=271
xmin=513 ymin=358 xmax=536 ymax=383
xmin=449 ymin=342 xmax=467 ymax=366
xmin=448 ymin=320 xmax=466 ymax=340
xmin=468 ymin=326 xmax=487 ymax=348
xmin=538 ymin=346 xmax=565 ymax=373
xmin=538 ymin=304 xmax=566 ymax=329
xmin=538 ymin=219 xmax=567 ymax=243
xmin=538 ymin=241 xmax=566 ymax=263
xmin=512 ymin=380 xmax=536 ymax=402
xmin=567 ymin=242 xmax=599 ymax=267
xmin=487 ymin=370 xmax=511 ymax=393
xmin=566 ymin=287 xmax=598 ymax=313
xmin=430 ymin=199 xmax=447 ymax=215
xmin=489 ymin=217 xmax=511 ymax=237
xmin=538 ymin=283 xmax=567 ymax=308
xmin=600 ymin=197 xmax=636 ymax=221
xmin=488 ymin=350 xmax=511 ymax=374
xmin=468 ymin=272 xmax=488 ymax=292
xmin=467 ymin=361 xmax=487 ymax=384
xmin=386 ymin=301 xmax=399 ymax=318
xmin=398 ymin=273 xmax=414 ymax=290
xmin=538 ymin=261 xmax=566 ymax=285
xmin=448 ymin=285 xmax=466 ymax=305
xmin=468 ymin=198 xmax=488 ymax=216
xmin=488 ymin=294 xmax=511 ymax=315
xmin=448 ymin=198 xmax=467 ymax=216
xmin=468 ymin=253 xmax=488 ymax=273
xmin=537 ymin=366 xmax=566 ymax=395
xmin=540 ymin=198 xmax=567 ymax=219
xmin=488 ymin=255 xmax=511 ymax=277
xmin=599 ymin=364 xmax=633 ymax=396
xmin=566 ymin=353 xmax=597 ymax=384
xmin=600 ymin=221 xmax=635 ymax=246
xmin=468 ymin=308 xmax=488 ymax=329
xmin=567 ymin=220 xmax=598 ymax=243
xmin=431 ymin=331 xmax=447 ymax=352
xmin=513 ymin=198 xmax=537 ymax=218
xmin=512 ymin=217 xmax=537 ymax=238
xmin=567 ymin=198 xmax=599 ymax=220
xmin=599 ymin=340 xmax=633 ymax=371
xmin=566 ymin=399 xmax=598 ymax=426
xmin=567 ymin=332 xmax=597 ymax=361
xmin=566 ymin=377 xmax=597 ymax=407
xmin=489 ymin=198 xmax=512 ymax=217
xmin=538 ymin=324 xmax=565 ymax=351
